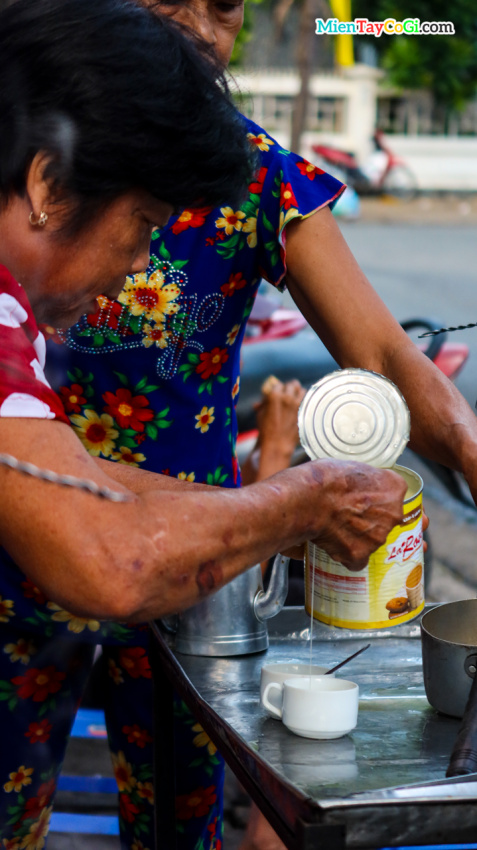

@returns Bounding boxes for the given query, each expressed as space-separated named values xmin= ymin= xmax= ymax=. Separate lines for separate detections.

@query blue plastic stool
xmin=50 ymin=812 xmax=119 ymax=835
xmin=382 ymin=845 xmax=477 ymax=849
xmin=50 ymin=708 xmax=119 ymax=836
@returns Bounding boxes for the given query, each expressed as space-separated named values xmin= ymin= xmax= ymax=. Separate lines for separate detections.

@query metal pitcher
xmin=161 ymin=554 xmax=290 ymax=656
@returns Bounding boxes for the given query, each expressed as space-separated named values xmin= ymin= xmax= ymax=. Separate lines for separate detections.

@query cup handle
xmin=262 ymin=682 xmax=283 ymax=718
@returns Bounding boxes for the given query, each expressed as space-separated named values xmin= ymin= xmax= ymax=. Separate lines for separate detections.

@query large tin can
xmin=299 ymin=368 xmax=425 ymax=629
xmin=305 ymin=464 xmax=424 ymax=629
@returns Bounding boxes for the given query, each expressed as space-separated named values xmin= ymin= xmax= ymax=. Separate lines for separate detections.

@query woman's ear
xmin=25 ymin=152 xmax=55 ymax=223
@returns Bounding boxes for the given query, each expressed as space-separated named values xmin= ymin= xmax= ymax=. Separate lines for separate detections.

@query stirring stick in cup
xmin=325 ymin=643 xmax=371 ymax=676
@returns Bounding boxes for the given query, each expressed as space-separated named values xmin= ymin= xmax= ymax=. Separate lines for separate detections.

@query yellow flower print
xmin=4 ymin=638 xmax=36 ymax=665
xmin=108 ymin=657 xmax=124 ymax=685
xmin=19 ymin=805 xmax=52 ymax=849
xmin=137 ymin=781 xmax=154 ymax=804
xmin=242 ymin=216 xmax=257 ymax=248
xmin=195 ymin=406 xmax=215 ymax=434
xmin=46 ymin=603 xmax=101 ymax=634
xmin=226 ymin=324 xmax=240 ymax=346
xmin=70 ymin=410 xmax=118 ymax=458
xmin=0 ymin=597 xmax=14 ymax=623
xmin=4 ymin=766 xmax=34 ymax=793
xmin=178 ymin=472 xmax=196 ymax=482
xmin=119 ymin=270 xmax=180 ymax=324
xmin=192 ymin=723 xmax=217 ymax=756
xmin=112 ymin=751 xmax=136 ymax=793
xmin=3 ymin=837 xmax=21 ymax=850
xmin=279 ymin=207 xmax=300 ymax=233
xmin=111 ymin=446 xmax=146 ymax=467
xmin=232 ymin=377 xmax=240 ymax=400
xmin=131 ymin=841 xmax=151 ymax=850
xmin=177 ymin=210 xmax=194 ymax=226
xmin=215 ymin=206 xmax=246 ymax=235
xmin=247 ymin=132 xmax=274 ymax=152
xmin=142 ymin=322 xmax=171 ymax=349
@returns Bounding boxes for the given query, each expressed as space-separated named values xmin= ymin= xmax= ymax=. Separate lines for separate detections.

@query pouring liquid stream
xmin=309 ymin=559 xmax=315 ymax=685
xmin=307 ymin=557 xmax=371 ymax=686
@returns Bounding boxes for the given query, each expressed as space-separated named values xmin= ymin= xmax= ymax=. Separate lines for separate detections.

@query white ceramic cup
xmin=262 ymin=675 xmax=359 ymax=739
xmin=260 ymin=663 xmax=334 ymax=718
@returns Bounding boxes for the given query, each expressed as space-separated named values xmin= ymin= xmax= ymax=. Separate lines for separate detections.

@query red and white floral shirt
xmin=0 ymin=265 xmax=68 ymax=423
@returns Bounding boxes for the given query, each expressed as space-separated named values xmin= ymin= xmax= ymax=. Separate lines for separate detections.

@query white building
xmin=234 ymin=65 xmax=477 ymax=191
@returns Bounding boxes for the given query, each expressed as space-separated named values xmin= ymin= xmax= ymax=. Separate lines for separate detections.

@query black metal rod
xmin=419 ymin=322 xmax=477 ymax=338
xmin=447 ymin=673 xmax=477 ymax=777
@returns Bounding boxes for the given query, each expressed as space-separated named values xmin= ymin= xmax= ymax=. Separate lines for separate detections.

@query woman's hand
xmin=296 ymin=459 xmax=407 ymax=570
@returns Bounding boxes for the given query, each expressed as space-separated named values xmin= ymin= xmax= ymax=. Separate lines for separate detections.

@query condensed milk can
xmin=298 ymin=368 xmax=424 ymax=629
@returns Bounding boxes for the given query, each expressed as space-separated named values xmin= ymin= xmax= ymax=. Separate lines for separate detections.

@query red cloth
xmin=0 ymin=265 xmax=69 ymax=423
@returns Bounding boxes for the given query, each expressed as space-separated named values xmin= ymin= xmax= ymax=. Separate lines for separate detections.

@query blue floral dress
xmin=50 ymin=118 xmax=344 ymax=487
xmin=0 ymin=117 xmax=344 ymax=850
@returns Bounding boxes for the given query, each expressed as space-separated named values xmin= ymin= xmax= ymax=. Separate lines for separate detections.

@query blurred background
xmin=232 ymin=0 xmax=477 ymax=190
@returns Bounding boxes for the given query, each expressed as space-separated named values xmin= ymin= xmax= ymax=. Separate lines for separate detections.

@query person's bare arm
xmin=240 ymin=377 xmax=306 ymax=570
xmin=241 ymin=378 xmax=306 ymax=486
xmin=284 ymin=207 xmax=477 ymax=498
xmin=0 ymin=417 xmax=406 ymax=622
xmin=96 ymin=458 xmax=212 ymax=493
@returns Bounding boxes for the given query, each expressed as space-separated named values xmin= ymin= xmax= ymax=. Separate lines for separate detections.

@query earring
xmin=29 ymin=211 xmax=48 ymax=227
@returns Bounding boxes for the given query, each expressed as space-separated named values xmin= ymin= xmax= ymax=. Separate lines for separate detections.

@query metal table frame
xmin=149 ymin=622 xmax=335 ymax=850
xmin=149 ymin=612 xmax=477 ymax=850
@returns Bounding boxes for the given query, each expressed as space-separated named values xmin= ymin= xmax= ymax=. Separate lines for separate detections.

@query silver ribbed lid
xmin=298 ymin=369 xmax=410 ymax=468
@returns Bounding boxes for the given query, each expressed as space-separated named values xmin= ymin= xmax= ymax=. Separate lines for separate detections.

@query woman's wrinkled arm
xmin=0 ymin=417 xmax=406 ymax=623
xmin=96 ymin=458 xmax=212 ymax=493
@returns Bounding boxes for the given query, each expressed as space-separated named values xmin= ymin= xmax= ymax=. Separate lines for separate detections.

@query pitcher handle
xmin=254 ymin=553 xmax=290 ymax=622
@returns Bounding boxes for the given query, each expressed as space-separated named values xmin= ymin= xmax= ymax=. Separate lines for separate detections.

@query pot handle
xmin=447 ymin=672 xmax=477 ymax=777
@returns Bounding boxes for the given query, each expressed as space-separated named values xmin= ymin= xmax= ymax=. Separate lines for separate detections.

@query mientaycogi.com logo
xmin=315 ymin=18 xmax=455 ymax=36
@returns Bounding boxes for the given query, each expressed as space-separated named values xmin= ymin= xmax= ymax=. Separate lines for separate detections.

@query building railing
xmin=377 ymin=94 xmax=477 ymax=137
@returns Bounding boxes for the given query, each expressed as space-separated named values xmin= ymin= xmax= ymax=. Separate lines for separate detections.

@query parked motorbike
xmin=311 ymin=130 xmax=418 ymax=202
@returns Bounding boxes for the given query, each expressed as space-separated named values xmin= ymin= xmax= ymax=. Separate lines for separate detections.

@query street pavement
xmin=356 ymin=193 xmax=477 ymax=226
xmin=48 ymin=199 xmax=477 ymax=847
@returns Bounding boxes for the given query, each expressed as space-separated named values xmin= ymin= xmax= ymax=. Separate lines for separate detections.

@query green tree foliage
xmin=353 ymin=0 xmax=477 ymax=110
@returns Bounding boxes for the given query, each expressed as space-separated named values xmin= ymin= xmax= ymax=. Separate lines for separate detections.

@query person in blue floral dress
xmin=40 ymin=12 xmax=344 ymax=850
xmin=40 ymin=117 xmax=344 ymax=850
xmin=37 ymin=11 xmax=346 ymax=844
xmin=27 ymin=6 xmax=342 ymax=850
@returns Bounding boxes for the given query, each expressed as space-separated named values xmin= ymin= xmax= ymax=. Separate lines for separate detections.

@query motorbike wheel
xmin=381 ymin=164 xmax=418 ymax=202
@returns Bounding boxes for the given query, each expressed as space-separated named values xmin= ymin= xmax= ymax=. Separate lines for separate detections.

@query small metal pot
xmin=421 ymin=600 xmax=477 ymax=776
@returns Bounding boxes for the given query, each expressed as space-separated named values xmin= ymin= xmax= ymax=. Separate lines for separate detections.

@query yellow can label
xmin=305 ymin=466 xmax=424 ymax=629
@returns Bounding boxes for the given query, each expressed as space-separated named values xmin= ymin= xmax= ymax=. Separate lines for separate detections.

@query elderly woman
xmin=0 ymin=0 xmax=406 ymax=846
